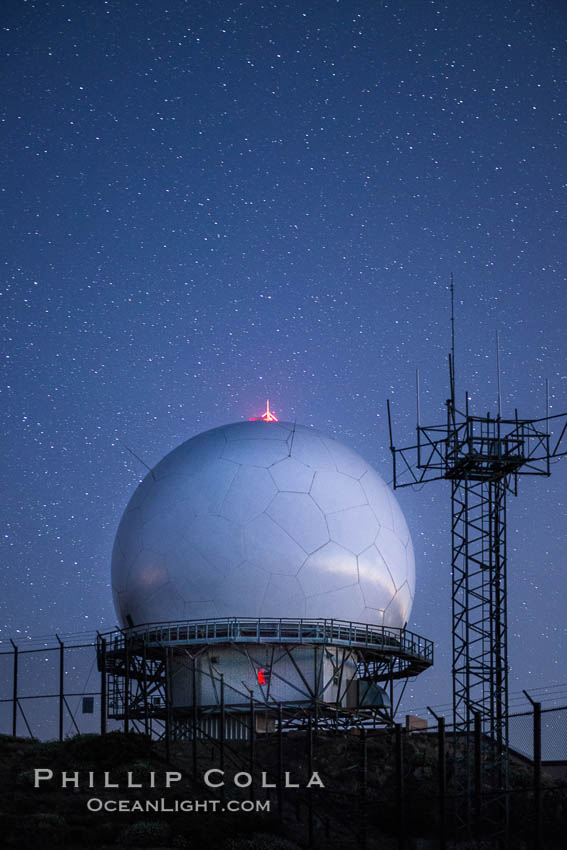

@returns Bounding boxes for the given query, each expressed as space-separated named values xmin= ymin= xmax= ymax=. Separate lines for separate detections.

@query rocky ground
xmin=0 ymin=729 xmax=565 ymax=849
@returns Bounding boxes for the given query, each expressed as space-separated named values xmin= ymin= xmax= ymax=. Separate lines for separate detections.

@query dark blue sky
xmin=1 ymin=0 xmax=566 ymax=715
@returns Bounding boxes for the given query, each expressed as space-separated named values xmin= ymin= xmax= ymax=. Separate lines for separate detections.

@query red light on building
xmin=250 ymin=400 xmax=278 ymax=422
xmin=262 ymin=400 xmax=278 ymax=421
xmin=257 ymin=667 xmax=271 ymax=686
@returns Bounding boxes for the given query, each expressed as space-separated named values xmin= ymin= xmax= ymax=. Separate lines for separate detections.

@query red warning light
xmin=250 ymin=400 xmax=278 ymax=422
xmin=262 ymin=400 xmax=278 ymax=421
xmin=257 ymin=667 xmax=270 ymax=686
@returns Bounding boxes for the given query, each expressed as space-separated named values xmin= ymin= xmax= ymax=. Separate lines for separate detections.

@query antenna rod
xmin=496 ymin=330 xmax=502 ymax=419
xmin=546 ymin=379 xmax=550 ymax=428
xmin=386 ymin=399 xmax=394 ymax=451
xmin=122 ymin=444 xmax=156 ymax=480
xmin=450 ymin=272 xmax=455 ymax=405
xmin=288 ymin=419 xmax=297 ymax=457
xmin=416 ymin=369 xmax=421 ymax=427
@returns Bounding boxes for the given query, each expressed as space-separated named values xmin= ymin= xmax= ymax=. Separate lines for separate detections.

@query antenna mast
xmin=450 ymin=272 xmax=455 ymax=406
xmin=496 ymin=329 xmax=502 ymax=419
xmin=386 ymin=276 xmax=567 ymax=844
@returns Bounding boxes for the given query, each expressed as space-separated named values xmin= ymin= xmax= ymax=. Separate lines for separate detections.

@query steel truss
xmin=97 ymin=617 xmax=433 ymax=741
xmin=452 ymin=478 xmax=507 ymax=741
xmin=451 ymin=475 xmax=509 ymax=838
xmin=388 ymin=391 xmax=567 ymax=844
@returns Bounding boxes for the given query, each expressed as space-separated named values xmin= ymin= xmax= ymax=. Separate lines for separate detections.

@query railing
xmin=102 ymin=617 xmax=433 ymax=666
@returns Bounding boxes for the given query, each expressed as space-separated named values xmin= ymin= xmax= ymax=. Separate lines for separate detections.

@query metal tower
xmin=386 ymin=285 xmax=567 ymax=842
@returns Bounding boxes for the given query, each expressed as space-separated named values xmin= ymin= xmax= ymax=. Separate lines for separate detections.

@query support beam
xmin=124 ymin=634 xmax=130 ymax=734
xmin=524 ymin=691 xmax=542 ymax=850
xmin=56 ymin=635 xmax=64 ymax=742
xmin=99 ymin=636 xmax=107 ymax=737
xmin=11 ymin=640 xmax=18 ymax=737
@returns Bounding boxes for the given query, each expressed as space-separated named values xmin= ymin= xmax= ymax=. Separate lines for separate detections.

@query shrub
xmin=120 ymin=819 xmax=171 ymax=847
xmin=221 ymin=833 xmax=302 ymax=850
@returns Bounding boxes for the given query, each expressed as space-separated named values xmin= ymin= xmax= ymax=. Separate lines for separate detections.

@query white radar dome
xmin=112 ymin=421 xmax=415 ymax=629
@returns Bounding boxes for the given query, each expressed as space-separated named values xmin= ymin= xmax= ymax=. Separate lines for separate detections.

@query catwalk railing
xmin=0 ymin=619 xmax=433 ymax=740
xmin=116 ymin=616 xmax=431 ymax=657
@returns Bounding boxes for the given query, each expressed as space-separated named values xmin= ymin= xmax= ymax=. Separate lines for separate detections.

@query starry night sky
xmin=2 ymin=0 xmax=566 ymax=716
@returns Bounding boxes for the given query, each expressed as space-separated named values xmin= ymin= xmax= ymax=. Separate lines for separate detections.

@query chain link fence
xmin=1 ymin=634 xmax=566 ymax=848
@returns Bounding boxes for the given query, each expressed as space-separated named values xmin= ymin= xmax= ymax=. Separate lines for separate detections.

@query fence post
xmin=533 ymin=701 xmax=542 ymax=850
xmin=142 ymin=638 xmax=149 ymax=736
xmin=438 ymin=716 xmax=447 ymax=850
xmin=523 ymin=691 xmax=542 ymax=850
xmin=56 ymin=635 xmax=64 ymax=741
xmin=249 ymin=691 xmax=255 ymax=801
xmin=428 ymin=707 xmax=447 ymax=850
xmin=474 ymin=711 xmax=482 ymax=841
xmin=192 ymin=657 xmax=198 ymax=779
xmin=164 ymin=646 xmax=170 ymax=762
xmin=307 ymin=714 xmax=314 ymax=847
xmin=99 ymin=636 xmax=107 ymax=737
xmin=220 ymin=674 xmax=225 ymax=772
xmin=395 ymin=722 xmax=405 ymax=850
xmin=359 ymin=726 xmax=368 ymax=850
xmin=124 ymin=633 xmax=130 ymax=734
xmin=10 ymin=640 xmax=18 ymax=737
xmin=278 ymin=702 xmax=283 ymax=821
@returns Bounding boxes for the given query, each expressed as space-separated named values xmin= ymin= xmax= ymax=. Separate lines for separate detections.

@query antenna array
xmin=386 ymin=279 xmax=567 ymax=842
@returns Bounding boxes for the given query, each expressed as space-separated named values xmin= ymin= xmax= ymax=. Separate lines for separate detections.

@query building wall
xmin=169 ymin=644 xmax=360 ymax=708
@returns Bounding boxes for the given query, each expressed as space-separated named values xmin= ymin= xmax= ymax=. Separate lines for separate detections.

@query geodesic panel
xmin=221 ymin=438 xmax=288 ymax=467
xmin=406 ymin=536 xmax=416 ymax=598
xmin=322 ymin=437 xmax=369 ymax=479
xmin=115 ymin=507 xmax=144 ymax=560
xmin=310 ymin=468 xmax=367 ymax=514
xmin=327 ymin=505 xmax=378 ymax=554
xmin=384 ymin=582 xmax=413 ymax=627
xmin=176 ymin=574 xmax=217 ymax=605
xmin=375 ymin=526 xmax=408 ymax=590
xmin=170 ymin=548 xmax=228 ymax=603
xmin=358 ymin=545 xmax=397 ymax=610
xmin=113 ymin=587 xmax=126 ymax=620
xmin=185 ymin=514 xmax=244 ymax=574
xmin=298 ymin=542 xmax=358 ymax=596
xmin=141 ymin=499 xmax=194 ymax=553
xmin=262 ymin=573 xmax=307 ymax=618
xmin=112 ymin=420 xmax=415 ymax=629
xmin=130 ymin=548 xmax=169 ymax=595
xmin=360 ymin=470 xmax=394 ymax=530
xmin=223 ymin=420 xmax=292 ymax=441
xmin=220 ymin=466 xmax=277 ymax=524
xmin=266 ymin=492 xmax=329 ymax=554
xmin=288 ymin=429 xmax=335 ymax=470
xmin=389 ymin=490 xmax=411 ymax=546
xmin=138 ymin=476 xmax=197 ymax=524
xmin=165 ymin=542 xmax=217 ymax=592
xmin=269 ymin=456 xmax=314 ymax=492
xmin=215 ymin=562 xmax=270 ymax=617
xmin=305 ymin=583 xmax=365 ymax=620
xmin=187 ymin=459 xmax=239 ymax=515
xmin=184 ymin=600 xmax=219 ymax=619
xmin=153 ymin=428 xmax=226 ymax=479
xmin=244 ymin=512 xmax=306 ymax=575
xmin=137 ymin=581 xmax=185 ymax=623
xmin=361 ymin=606 xmax=386 ymax=627
xmin=112 ymin=540 xmax=131 ymax=595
